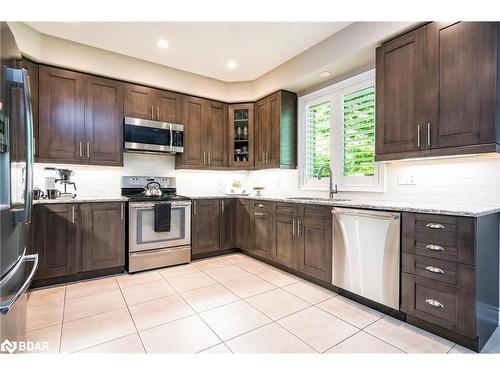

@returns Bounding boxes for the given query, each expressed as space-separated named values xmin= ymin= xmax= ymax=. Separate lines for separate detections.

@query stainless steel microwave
xmin=124 ymin=117 xmax=184 ymax=154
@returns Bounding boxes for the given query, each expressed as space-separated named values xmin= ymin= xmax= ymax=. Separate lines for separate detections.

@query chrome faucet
xmin=317 ymin=164 xmax=338 ymax=200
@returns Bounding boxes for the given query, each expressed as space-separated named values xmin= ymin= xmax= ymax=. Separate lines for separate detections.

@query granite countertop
xmin=33 ymin=197 xmax=128 ymax=204
xmin=187 ymin=194 xmax=500 ymax=217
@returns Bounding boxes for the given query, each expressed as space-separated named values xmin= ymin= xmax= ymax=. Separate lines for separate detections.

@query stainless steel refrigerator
xmin=0 ymin=22 xmax=38 ymax=352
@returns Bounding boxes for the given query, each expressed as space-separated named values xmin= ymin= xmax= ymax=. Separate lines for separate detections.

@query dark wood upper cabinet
xmin=206 ymin=101 xmax=227 ymax=167
xmin=31 ymin=204 xmax=79 ymax=281
xmin=85 ymin=76 xmax=123 ymax=165
xmin=157 ymin=90 xmax=183 ymax=123
xmin=123 ymin=83 xmax=155 ymax=120
xmin=376 ymin=21 xmax=500 ymax=161
xmin=228 ymin=103 xmax=254 ymax=169
xmin=179 ymin=96 xmax=205 ymax=167
xmin=192 ymin=199 xmax=221 ymax=256
xmin=254 ymin=91 xmax=297 ymax=169
xmin=375 ymin=27 xmax=426 ymax=158
xmin=80 ymin=202 xmax=125 ymax=272
xmin=38 ymin=66 xmax=85 ymax=163
xmin=426 ymin=22 xmax=497 ymax=150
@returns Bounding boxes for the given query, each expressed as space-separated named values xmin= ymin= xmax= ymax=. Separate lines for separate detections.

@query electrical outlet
xmin=398 ymin=172 xmax=416 ymax=185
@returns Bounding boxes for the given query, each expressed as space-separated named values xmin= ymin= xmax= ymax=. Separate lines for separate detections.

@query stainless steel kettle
xmin=144 ymin=181 xmax=162 ymax=197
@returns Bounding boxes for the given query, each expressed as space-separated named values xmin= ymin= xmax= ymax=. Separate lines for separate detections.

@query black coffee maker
xmin=55 ymin=168 xmax=77 ymax=198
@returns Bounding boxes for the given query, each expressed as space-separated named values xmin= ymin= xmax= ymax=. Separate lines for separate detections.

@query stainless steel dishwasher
xmin=332 ymin=208 xmax=401 ymax=309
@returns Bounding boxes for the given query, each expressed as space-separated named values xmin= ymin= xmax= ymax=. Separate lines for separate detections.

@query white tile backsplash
xmin=34 ymin=152 xmax=500 ymax=206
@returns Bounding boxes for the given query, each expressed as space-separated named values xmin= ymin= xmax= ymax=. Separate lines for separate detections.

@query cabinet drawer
xmin=303 ymin=204 xmax=332 ymax=221
xmin=275 ymin=203 xmax=298 ymax=218
xmin=402 ymin=213 xmax=475 ymax=265
xmin=253 ymin=201 xmax=274 ymax=213
xmin=402 ymin=273 xmax=475 ymax=337
xmin=402 ymin=253 xmax=475 ymax=289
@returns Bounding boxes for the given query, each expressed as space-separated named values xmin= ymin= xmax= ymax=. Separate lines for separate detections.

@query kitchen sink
xmin=286 ymin=197 xmax=352 ymax=202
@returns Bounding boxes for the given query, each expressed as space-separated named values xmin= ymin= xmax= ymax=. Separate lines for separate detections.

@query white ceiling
xmin=26 ymin=22 xmax=351 ymax=82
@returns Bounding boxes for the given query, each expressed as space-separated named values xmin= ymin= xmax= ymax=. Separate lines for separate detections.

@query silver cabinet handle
xmin=157 ymin=106 xmax=160 ymax=121
xmin=425 ymin=266 xmax=444 ymax=274
xmin=426 ymin=244 xmax=444 ymax=252
xmin=79 ymin=141 xmax=83 ymax=158
xmin=257 ymin=204 xmax=264 ymax=208
xmin=72 ymin=205 xmax=75 ymax=223
xmin=120 ymin=203 xmax=124 ymax=220
xmin=221 ymin=200 xmax=224 ymax=213
xmin=427 ymin=122 xmax=431 ymax=147
xmin=208 ymin=152 xmax=211 ymax=165
xmin=417 ymin=124 xmax=421 ymax=148
xmin=262 ymin=151 xmax=265 ymax=163
xmin=254 ymin=212 xmax=265 ymax=216
xmin=426 ymin=223 xmax=445 ymax=229
xmin=203 ymin=152 xmax=206 ymax=165
xmin=86 ymin=142 xmax=90 ymax=158
xmin=425 ymin=299 xmax=444 ymax=308
xmin=297 ymin=219 xmax=301 ymax=237
xmin=193 ymin=201 xmax=197 ymax=215
xmin=151 ymin=105 xmax=154 ymax=120
xmin=292 ymin=218 xmax=296 ymax=236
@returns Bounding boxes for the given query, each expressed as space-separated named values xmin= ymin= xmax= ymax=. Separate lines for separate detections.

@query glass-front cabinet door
xmin=228 ymin=103 xmax=254 ymax=169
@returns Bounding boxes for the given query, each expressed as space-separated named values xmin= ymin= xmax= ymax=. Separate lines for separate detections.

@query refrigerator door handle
xmin=0 ymin=254 xmax=39 ymax=315
xmin=21 ymin=68 xmax=34 ymax=224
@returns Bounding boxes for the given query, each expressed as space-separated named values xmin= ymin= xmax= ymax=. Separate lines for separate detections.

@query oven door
xmin=129 ymin=200 xmax=191 ymax=252
xmin=124 ymin=117 xmax=171 ymax=153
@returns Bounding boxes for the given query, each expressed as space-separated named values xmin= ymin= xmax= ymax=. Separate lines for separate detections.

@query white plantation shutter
xmin=342 ymin=86 xmax=376 ymax=177
xmin=305 ymin=101 xmax=331 ymax=178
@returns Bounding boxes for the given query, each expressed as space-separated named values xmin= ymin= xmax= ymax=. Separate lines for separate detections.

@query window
xmin=299 ymin=70 xmax=384 ymax=192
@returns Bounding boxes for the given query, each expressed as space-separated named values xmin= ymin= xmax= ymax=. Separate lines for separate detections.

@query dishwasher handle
xmin=332 ymin=208 xmax=400 ymax=221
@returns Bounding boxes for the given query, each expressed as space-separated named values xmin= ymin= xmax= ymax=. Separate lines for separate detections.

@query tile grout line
xmin=115 ymin=275 xmax=148 ymax=354
xmin=57 ymin=284 xmax=67 ymax=353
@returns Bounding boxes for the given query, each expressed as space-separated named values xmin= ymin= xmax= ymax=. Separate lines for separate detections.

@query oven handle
xmin=129 ymin=201 xmax=192 ymax=209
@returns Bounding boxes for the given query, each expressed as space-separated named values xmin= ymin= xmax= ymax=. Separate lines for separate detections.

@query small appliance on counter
xmin=43 ymin=167 xmax=77 ymax=199
xmin=121 ymin=176 xmax=191 ymax=273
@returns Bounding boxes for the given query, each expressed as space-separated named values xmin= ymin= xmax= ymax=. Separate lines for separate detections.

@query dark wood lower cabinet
xmin=297 ymin=213 xmax=332 ymax=282
xmin=30 ymin=204 xmax=79 ymax=280
xmin=220 ymin=198 xmax=236 ymax=250
xmin=272 ymin=203 xmax=297 ymax=268
xmin=251 ymin=202 xmax=273 ymax=259
xmin=192 ymin=199 xmax=221 ymax=256
xmin=29 ymin=202 xmax=125 ymax=286
xmin=235 ymin=199 xmax=253 ymax=251
xmin=81 ymin=202 xmax=125 ymax=272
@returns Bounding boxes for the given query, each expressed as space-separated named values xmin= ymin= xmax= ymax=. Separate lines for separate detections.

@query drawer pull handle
xmin=425 ymin=266 xmax=444 ymax=274
xmin=426 ymin=244 xmax=444 ymax=252
xmin=425 ymin=299 xmax=444 ymax=308
xmin=426 ymin=223 xmax=445 ymax=229
xmin=257 ymin=204 xmax=264 ymax=208
xmin=254 ymin=212 xmax=265 ymax=217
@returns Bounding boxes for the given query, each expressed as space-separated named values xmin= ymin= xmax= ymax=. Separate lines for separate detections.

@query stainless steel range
xmin=121 ymin=176 xmax=191 ymax=273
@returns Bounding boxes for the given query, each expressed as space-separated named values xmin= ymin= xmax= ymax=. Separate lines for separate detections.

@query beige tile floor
xmin=24 ymin=253 xmax=500 ymax=354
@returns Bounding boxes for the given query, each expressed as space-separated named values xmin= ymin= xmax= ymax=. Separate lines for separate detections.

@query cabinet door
xmin=267 ymin=92 xmax=281 ymax=167
xmin=81 ymin=202 xmax=125 ymax=272
xmin=220 ymin=199 xmax=236 ymax=250
xmin=85 ymin=76 xmax=123 ymax=165
xmin=157 ymin=89 xmax=183 ymax=123
xmin=375 ymin=26 xmax=426 ymax=158
xmin=38 ymin=66 xmax=85 ymax=162
xmin=251 ymin=202 xmax=273 ymax=259
xmin=18 ymin=59 xmax=39 ymax=159
xmin=124 ymin=83 xmax=154 ymax=120
xmin=254 ymin=97 xmax=269 ymax=167
xmin=207 ymin=101 xmax=227 ymax=167
xmin=272 ymin=203 xmax=298 ymax=268
xmin=426 ymin=22 xmax=497 ymax=149
xmin=297 ymin=212 xmax=332 ymax=282
xmin=235 ymin=199 xmax=253 ymax=251
xmin=228 ymin=103 xmax=254 ymax=169
xmin=31 ymin=204 xmax=79 ymax=280
xmin=192 ymin=199 xmax=221 ymax=255
xmin=181 ymin=96 xmax=206 ymax=167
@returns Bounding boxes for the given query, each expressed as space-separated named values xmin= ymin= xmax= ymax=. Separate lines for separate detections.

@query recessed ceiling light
xmin=157 ymin=39 xmax=169 ymax=49
xmin=227 ymin=61 xmax=237 ymax=70
xmin=319 ymin=71 xmax=331 ymax=78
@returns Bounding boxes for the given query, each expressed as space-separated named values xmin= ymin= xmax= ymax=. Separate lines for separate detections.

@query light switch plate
xmin=398 ymin=172 xmax=416 ymax=185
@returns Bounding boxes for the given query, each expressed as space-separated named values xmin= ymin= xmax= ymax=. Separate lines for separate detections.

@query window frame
xmin=298 ymin=69 xmax=385 ymax=193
